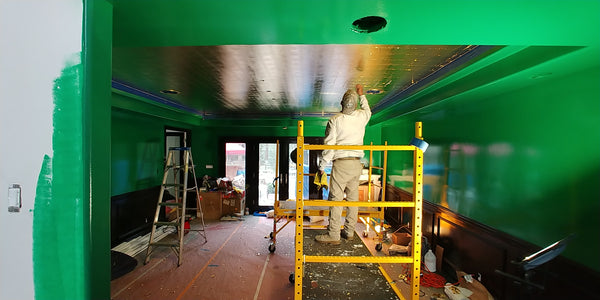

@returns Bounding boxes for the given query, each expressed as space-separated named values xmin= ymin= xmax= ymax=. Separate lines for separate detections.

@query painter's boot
xmin=341 ymin=230 xmax=354 ymax=241
xmin=315 ymin=234 xmax=341 ymax=245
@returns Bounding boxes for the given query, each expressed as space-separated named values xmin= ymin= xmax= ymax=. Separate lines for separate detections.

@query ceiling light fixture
xmin=352 ymin=16 xmax=387 ymax=33
xmin=161 ymin=89 xmax=180 ymax=95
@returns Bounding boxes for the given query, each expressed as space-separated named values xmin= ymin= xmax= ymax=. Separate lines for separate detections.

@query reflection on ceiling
xmin=112 ymin=44 xmax=480 ymax=119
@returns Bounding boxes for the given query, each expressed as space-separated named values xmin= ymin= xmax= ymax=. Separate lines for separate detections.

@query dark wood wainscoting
xmin=111 ymin=186 xmax=169 ymax=247
xmin=383 ymin=185 xmax=599 ymax=299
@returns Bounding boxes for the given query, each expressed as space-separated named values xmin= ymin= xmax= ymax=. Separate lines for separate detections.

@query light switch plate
xmin=8 ymin=184 xmax=21 ymax=213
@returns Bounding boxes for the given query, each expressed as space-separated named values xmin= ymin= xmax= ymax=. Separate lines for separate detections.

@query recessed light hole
xmin=352 ymin=16 xmax=387 ymax=33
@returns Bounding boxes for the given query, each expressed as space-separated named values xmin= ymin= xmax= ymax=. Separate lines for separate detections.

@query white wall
xmin=0 ymin=1 xmax=82 ymax=299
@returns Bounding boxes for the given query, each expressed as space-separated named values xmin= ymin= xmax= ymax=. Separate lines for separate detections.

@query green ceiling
xmin=113 ymin=0 xmax=599 ymax=47
xmin=110 ymin=0 xmax=600 ymax=123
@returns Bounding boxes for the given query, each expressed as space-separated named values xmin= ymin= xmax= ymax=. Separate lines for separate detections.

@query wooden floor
xmin=111 ymin=215 xmax=490 ymax=300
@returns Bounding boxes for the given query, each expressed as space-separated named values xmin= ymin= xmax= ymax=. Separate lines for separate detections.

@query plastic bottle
xmin=424 ymin=249 xmax=436 ymax=272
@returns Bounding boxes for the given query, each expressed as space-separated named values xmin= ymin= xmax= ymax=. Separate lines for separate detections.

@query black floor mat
xmin=301 ymin=230 xmax=400 ymax=300
xmin=111 ymin=250 xmax=138 ymax=280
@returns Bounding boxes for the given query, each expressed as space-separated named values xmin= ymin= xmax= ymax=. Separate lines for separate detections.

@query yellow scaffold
xmin=293 ymin=120 xmax=425 ymax=300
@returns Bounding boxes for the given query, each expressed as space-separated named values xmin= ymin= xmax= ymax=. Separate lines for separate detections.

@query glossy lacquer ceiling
xmin=113 ymin=45 xmax=487 ymax=119
xmin=111 ymin=0 xmax=599 ymax=122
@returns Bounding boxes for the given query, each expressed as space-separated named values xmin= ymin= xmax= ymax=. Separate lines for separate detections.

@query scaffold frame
xmin=293 ymin=120 xmax=425 ymax=300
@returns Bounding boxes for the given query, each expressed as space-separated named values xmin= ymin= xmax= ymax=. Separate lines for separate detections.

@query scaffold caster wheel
xmin=362 ymin=230 xmax=369 ymax=237
xmin=270 ymin=232 xmax=274 ymax=239
xmin=268 ymin=243 xmax=276 ymax=253
xmin=289 ymin=273 xmax=295 ymax=283
xmin=375 ymin=243 xmax=383 ymax=251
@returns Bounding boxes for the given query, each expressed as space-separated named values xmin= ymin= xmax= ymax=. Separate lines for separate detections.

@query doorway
xmin=164 ymin=127 xmax=191 ymax=185
xmin=225 ymin=142 xmax=246 ymax=195
xmin=221 ymin=137 xmax=324 ymax=213
xmin=258 ymin=143 xmax=278 ymax=206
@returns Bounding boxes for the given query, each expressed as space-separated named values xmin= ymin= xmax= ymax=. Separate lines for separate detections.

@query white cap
xmin=340 ymin=89 xmax=358 ymax=115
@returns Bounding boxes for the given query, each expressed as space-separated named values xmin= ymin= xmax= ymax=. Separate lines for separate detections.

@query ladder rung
xmin=159 ymin=202 xmax=183 ymax=207
xmin=166 ymin=164 xmax=196 ymax=168
xmin=150 ymin=242 xmax=180 ymax=248
xmin=163 ymin=183 xmax=184 ymax=187
xmin=154 ymin=221 xmax=181 ymax=227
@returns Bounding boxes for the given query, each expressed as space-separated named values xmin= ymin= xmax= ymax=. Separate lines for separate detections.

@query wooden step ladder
xmin=144 ymin=147 xmax=207 ymax=266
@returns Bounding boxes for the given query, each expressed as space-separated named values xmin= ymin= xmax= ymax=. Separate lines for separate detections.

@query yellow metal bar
xmin=274 ymin=218 xmax=293 ymax=235
xmin=272 ymin=140 xmax=280 ymax=244
xmin=381 ymin=141 xmax=388 ymax=203
xmin=275 ymin=140 xmax=279 ymax=199
xmin=303 ymin=224 xmax=328 ymax=229
xmin=368 ymin=142 xmax=373 ymax=201
xmin=377 ymin=141 xmax=389 ymax=243
xmin=409 ymin=123 xmax=424 ymax=300
xmin=303 ymin=200 xmax=415 ymax=208
xmin=305 ymin=255 xmax=415 ymax=264
xmin=305 ymin=144 xmax=415 ymax=151
xmin=359 ymin=216 xmax=374 ymax=233
xmin=379 ymin=265 xmax=406 ymax=300
xmin=294 ymin=121 xmax=304 ymax=300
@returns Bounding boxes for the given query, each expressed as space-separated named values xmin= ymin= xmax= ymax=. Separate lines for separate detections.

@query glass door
xmin=287 ymin=139 xmax=329 ymax=201
xmin=225 ymin=143 xmax=246 ymax=192
xmin=258 ymin=143 xmax=278 ymax=206
xmin=221 ymin=137 xmax=324 ymax=211
xmin=287 ymin=143 xmax=310 ymax=201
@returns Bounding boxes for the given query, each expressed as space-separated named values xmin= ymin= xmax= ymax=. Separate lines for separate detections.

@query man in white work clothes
xmin=316 ymin=84 xmax=371 ymax=244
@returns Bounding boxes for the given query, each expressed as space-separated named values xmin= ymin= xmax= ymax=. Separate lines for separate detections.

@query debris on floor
xmin=388 ymin=244 xmax=409 ymax=255
xmin=220 ymin=215 xmax=243 ymax=221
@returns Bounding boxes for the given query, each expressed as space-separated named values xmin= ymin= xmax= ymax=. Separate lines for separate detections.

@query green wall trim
xmin=84 ymin=0 xmax=113 ymax=299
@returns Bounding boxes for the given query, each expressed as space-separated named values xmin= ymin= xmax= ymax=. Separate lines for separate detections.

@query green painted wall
xmin=112 ymin=108 xmax=166 ymax=196
xmin=111 ymin=100 xmax=382 ymax=194
xmin=5 ymin=1 xmax=594 ymax=299
xmin=378 ymin=50 xmax=600 ymax=271
xmin=111 ymin=99 xmax=205 ymax=196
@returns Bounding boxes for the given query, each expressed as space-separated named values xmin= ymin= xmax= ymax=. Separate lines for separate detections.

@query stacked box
xmin=221 ymin=191 xmax=245 ymax=216
xmin=391 ymin=232 xmax=412 ymax=245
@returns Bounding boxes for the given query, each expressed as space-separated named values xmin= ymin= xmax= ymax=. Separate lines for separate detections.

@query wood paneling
xmin=111 ymin=186 xmax=167 ymax=247
xmin=420 ymin=202 xmax=599 ymax=299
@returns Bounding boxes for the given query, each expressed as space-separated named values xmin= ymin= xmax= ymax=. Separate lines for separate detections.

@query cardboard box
xmin=391 ymin=232 xmax=412 ymax=245
xmin=221 ymin=191 xmax=245 ymax=216
xmin=199 ymin=192 xmax=222 ymax=220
